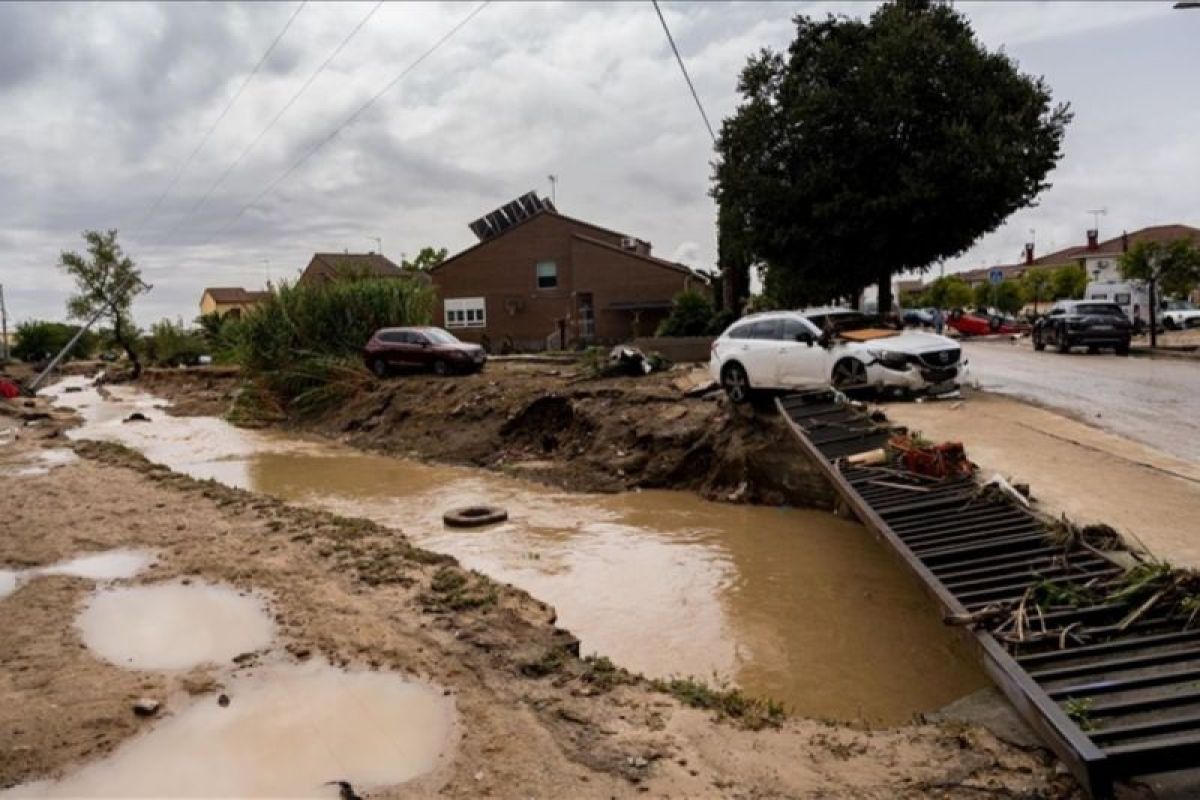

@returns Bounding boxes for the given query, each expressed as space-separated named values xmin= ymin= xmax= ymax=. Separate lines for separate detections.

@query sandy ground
xmin=881 ymin=390 xmax=1200 ymax=569
xmin=0 ymin=392 xmax=1081 ymax=799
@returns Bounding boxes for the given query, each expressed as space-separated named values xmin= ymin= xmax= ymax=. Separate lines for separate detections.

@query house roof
xmin=203 ymin=287 xmax=271 ymax=304
xmin=569 ymin=233 xmax=704 ymax=279
xmin=310 ymin=252 xmax=403 ymax=277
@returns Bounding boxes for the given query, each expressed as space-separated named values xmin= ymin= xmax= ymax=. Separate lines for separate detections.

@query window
xmin=780 ymin=317 xmax=812 ymax=342
xmin=727 ymin=322 xmax=754 ymax=339
xmin=536 ymin=261 xmax=558 ymax=289
xmin=1113 ymin=293 xmax=1132 ymax=305
xmin=444 ymin=297 xmax=486 ymax=329
xmin=749 ymin=319 xmax=782 ymax=339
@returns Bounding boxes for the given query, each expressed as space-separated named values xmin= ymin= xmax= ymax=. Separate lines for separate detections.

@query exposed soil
xmin=0 ymin=394 xmax=1081 ymax=798
xmin=137 ymin=362 xmax=838 ymax=509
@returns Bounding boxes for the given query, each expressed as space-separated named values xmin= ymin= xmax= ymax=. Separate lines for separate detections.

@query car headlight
xmin=869 ymin=349 xmax=910 ymax=370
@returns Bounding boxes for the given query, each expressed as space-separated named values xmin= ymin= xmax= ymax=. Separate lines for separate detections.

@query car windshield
xmin=805 ymin=311 xmax=881 ymax=333
xmin=424 ymin=328 xmax=460 ymax=344
xmin=1073 ymin=304 xmax=1124 ymax=316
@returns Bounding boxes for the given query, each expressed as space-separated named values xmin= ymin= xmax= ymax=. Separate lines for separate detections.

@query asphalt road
xmin=960 ymin=339 xmax=1200 ymax=464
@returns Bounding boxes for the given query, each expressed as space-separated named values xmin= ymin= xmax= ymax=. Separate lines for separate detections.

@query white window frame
xmin=445 ymin=297 xmax=486 ymax=329
xmin=536 ymin=260 xmax=558 ymax=289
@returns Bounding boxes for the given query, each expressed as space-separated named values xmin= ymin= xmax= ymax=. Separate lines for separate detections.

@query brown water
xmin=47 ymin=377 xmax=985 ymax=724
xmin=78 ymin=582 xmax=275 ymax=670
xmin=6 ymin=661 xmax=453 ymax=798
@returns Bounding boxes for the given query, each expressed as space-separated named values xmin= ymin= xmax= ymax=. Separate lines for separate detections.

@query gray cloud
xmin=0 ymin=1 xmax=1196 ymax=327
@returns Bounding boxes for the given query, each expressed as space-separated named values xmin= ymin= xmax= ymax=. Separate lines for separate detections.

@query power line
xmin=651 ymin=0 xmax=716 ymax=143
xmin=159 ymin=1 xmax=385 ymax=242
xmin=205 ymin=1 xmax=490 ymax=243
xmin=131 ymin=1 xmax=307 ymax=236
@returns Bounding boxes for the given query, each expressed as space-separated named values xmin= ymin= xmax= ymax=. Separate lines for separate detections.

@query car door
xmin=742 ymin=318 xmax=782 ymax=388
xmin=775 ymin=317 xmax=828 ymax=388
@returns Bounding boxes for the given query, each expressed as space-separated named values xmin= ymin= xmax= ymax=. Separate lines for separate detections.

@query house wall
xmin=431 ymin=213 xmax=690 ymax=350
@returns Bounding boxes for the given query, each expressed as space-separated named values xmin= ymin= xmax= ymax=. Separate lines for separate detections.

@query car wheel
xmin=369 ymin=357 xmax=389 ymax=378
xmin=1033 ymin=330 xmax=1045 ymax=351
xmin=1164 ymin=317 xmax=1178 ymax=331
xmin=432 ymin=359 xmax=450 ymax=377
xmin=721 ymin=362 xmax=751 ymax=404
xmin=1115 ymin=340 xmax=1130 ymax=356
xmin=1057 ymin=327 xmax=1071 ymax=353
xmin=831 ymin=357 xmax=868 ymax=391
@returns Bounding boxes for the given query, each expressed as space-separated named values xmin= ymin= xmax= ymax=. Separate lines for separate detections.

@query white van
xmin=1084 ymin=280 xmax=1149 ymax=323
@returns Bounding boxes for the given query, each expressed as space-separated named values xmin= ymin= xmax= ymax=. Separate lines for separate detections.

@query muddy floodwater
xmin=78 ymin=582 xmax=275 ymax=670
xmin=48 ymin=378 xmax=986 ymax=724
xmin=7 ymin=661 xmax=453 ymax=798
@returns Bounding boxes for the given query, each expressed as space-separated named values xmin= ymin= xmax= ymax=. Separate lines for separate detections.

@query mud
xmin=8 ymin=661 xmax=453 ymax=798
xmin=136 ymin=363 xmax=838 ymax=508
xmin=77 ymin=582 xmax=275 ymax=670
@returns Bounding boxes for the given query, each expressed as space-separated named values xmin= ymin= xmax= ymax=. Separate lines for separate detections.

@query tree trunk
xmin=112 ymin=310 xmax=141 ymax=379
xmin=876 ymin=268 xmax=894 ymax=314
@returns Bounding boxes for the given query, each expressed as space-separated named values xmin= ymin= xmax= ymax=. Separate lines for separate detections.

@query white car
xmin=709 ymin=308 xmax=964 ymax=403
xmin=1161 ymin=302 xmax=1200 ymax=330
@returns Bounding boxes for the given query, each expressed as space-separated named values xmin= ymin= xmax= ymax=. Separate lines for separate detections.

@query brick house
xmin=297 ymin=252 xmax=430 ymax=287
xmin=429 ymin=199 xmax=706 ymax=350
xmin=199 ymin=287 xmax=271 ymax=319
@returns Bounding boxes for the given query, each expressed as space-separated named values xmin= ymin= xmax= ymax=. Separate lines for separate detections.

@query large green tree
xmin=59 ymin=229 xmax=145 ymax=377
xmin=712 ymin=0 xmax=1071 ymax=312
xmin=920 ymin=275 xmax=972 ymax=309
xmin=1021 ymin=267 xmax=1054 ymax=313
xmin=1120 ymin=239 xmax=1200 ymax=300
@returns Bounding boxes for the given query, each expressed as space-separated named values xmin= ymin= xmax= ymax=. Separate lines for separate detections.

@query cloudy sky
xmin=1 ymin=1 xmax=1197 ymax=325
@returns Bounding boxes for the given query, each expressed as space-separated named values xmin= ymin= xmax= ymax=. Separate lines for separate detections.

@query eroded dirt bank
xmin=136 ymin=362 xmax=837 ymax=509
xmin=0 ymin=399 xmax=1079 ymax=798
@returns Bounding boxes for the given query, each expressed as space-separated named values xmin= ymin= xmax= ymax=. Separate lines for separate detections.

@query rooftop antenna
xmin=1087 ymin=208 xmax=1107 ymax=234
xmin=261 ymin=258 xmax=271 ymax=284
xmin=547 ymin=174 xmax=558 ymax=206
xmin=367 ymin=236 xmax=382 ymax=255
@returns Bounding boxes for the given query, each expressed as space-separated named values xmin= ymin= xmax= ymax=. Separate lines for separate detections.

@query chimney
xmin=1121 ymin=230 xmax=1129 ymax=253
xmin=1086 ymin=229 xmax=1099 ymax=250
xmin=1023 ymin=242 xmax=1034 ymax=265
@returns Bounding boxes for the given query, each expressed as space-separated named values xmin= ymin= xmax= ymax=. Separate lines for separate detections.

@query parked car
xmin=1161 ymin=301 xmax=1200 ymax=330
xmin=1032 ymin=301 xmax=1131 ymax=355
xmin=363 ymin=326 xmax=486 ymax=377
xmin=946 ymin=309 xmax=1025 ymax=337
xmin=902 ymin=307 xmax=935 ymax=327
xmin=709 ymin=308 xmax=964 ymax=402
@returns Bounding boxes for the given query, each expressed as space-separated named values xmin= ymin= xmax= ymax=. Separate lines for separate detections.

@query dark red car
xmin=947 ymin=309 xmax=1027 ymax=337
xmin=363 ymin=327 xmax=486 ymax=377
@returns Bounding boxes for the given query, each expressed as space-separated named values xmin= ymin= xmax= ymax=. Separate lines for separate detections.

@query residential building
xmin=297 ymin=252 xmax=430 ymax=287
xmin=199 ymin=287 xmax=272 ymax=319
xmin=429 ymin=193 xmax=707 ymax=350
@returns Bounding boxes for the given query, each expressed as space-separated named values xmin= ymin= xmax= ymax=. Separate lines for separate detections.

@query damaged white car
xmin=710 ymin=308 xmax=965 ymax=403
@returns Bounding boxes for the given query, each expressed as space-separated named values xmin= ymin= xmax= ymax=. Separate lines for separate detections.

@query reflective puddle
xmin=0 ymin=570 xmax=16 ymax=600
xmin=7 ymin=661 xmax=453 ymax=798
xmin=78 ymin=582 xmax=275 ymax=670
xmin=46 ymin=377 xmax=986 ymax=724
xmin=0 ymin=447 xmax=79 ymax=477
xmin=0 ymin=549 xmax=153 ymax=600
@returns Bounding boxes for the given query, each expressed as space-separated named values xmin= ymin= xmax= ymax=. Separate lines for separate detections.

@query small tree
xmin=1120 ymin=239 xmax=1200 ymax=300
xmin=59 ymin=230 xmax=145 ymax=377
xmin=1021 ymin=267 xmax=1054 ymax=313
xmin=1051 ymin=263 xmax=1087 ymax=300
xmin=921 ymin=276 xmax=972 ymax=309
xmin=12 ymin=321 xmax=98 ymax=363
xmin=993 ymin=281 xmax=1025 ymax=315
xmin=656 ymin=289 xmax=716 ymax=336
xmin=401 ymin=246 xmax=448 ymax=272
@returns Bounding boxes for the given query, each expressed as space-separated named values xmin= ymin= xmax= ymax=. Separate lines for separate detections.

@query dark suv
xmin=363 ymin=327 xmax=486 ymax=377
xmin=1033 ymin=301 xmax=1131 ymax=355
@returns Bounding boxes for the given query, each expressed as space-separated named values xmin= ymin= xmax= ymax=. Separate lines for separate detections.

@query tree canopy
xmin=1050 ymin=263 xmax=1087 ymax=300
xmin=920 ymin=275 xmax=972 ymax=309
xmin=1021 ymin=267 xmax=1054 ymax=313
xmin=713 ymin=0 xmax=1071 ymax=312
xmin=1120 ymin=239 xmax=1200 ymax=299
xmin=59 ymin=229 xmax=145 ymax=376
xmin=402 ymin=246 xmax=448 ymax=272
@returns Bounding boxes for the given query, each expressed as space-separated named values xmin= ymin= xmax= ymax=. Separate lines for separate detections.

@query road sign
xmin=988 ymin=268 xmax=1005 ymax=285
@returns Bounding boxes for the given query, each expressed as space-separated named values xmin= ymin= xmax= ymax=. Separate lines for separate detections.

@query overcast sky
xmin=1 ymin=1 xmax=1197 ymax=325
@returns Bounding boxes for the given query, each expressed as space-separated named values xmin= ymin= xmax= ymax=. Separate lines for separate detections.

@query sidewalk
xmin=880 ymin=390 xmax=1200 ymax=569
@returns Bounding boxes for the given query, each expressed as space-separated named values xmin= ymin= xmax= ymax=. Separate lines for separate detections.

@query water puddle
xmin=6 ymin=661 xmax=453 ymax=798
xmin=48 ymin=379 xmax=986 ymax=724
xmin=78 ymin=582 xmax=274 ymax=670
xmin=0 ymin=570 xmax=16 ymax=600
xmin=0 ymin=549 xmax=153 ymax=600
xmin=0 ymin=447 xmax=79 ymax=477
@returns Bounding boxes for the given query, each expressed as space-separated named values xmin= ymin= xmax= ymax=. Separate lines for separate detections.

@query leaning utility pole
xmin=0 ymin=283 xmax=8 ymax=364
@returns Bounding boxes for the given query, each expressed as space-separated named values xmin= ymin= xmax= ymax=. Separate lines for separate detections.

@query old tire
xmin=721 ymin=362 xmax=750 ymax=404
xmin=432 ymin=359 xmax=450 ymax=377
xmin=443 ymin=505 xmax=508 ymax=527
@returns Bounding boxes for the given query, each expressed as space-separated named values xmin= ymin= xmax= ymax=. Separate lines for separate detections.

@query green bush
xmin=143 ymin=318 xmax=207 ymax=367
xmin=656 ymin=289 xmax=716 ymax=337
xmin=12 ymin=320 xmax=98 ymax=363
xmin=231 ymin=278 xmax=434 ymax=412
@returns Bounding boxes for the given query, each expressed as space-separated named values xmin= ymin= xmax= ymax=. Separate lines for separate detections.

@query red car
xmin=363 ymin=326 xmax=486 ymax=377
xmin=947 ymin=309 xmax=1026 ymax=337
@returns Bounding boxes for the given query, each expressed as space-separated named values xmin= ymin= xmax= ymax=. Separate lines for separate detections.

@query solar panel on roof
xmin=467 ymin=191 xmax=552 ymax=241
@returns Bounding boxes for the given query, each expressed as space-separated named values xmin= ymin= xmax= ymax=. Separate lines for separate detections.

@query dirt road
xmin=0 ymin=387 xmax=1077 ymax=798
xmin=962 ymin=339 xmax=1200 ymax=463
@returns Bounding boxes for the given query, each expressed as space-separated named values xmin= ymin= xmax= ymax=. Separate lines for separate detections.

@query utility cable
xmin=131 ymin=1 xmax=307 ymax=236
xmin=650 ymin=0 xmax=716 ymax=143
xmin=204 ymin=1 xmax=490 ymax=243
xmin=159 ymin=1 xmax=385 ymax=243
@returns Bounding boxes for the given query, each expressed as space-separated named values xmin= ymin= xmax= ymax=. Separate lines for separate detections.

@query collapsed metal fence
xmin=777 ymin=390 xmax=1200 ymax=799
